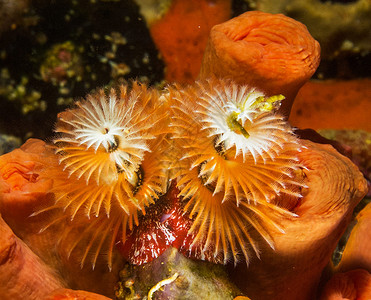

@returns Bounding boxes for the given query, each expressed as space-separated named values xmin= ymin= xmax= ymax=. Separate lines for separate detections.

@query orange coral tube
xmin=229 ymin=140 xmax=367 ymax=300
xmin=199 ymin=11 xmax=320 ymax=117
xmin=289 ymin=79 xmax=371 ymax=131
xmin=320 ymin=269 xmax=371 ymax=300
xmin=337 ymin=202 xmax=371 ymax=273
xmin=0 ymin=139 xmax=56 ymax=234
xmin=150 ymin=0 xmax=231 ymax=83
xmin=0 ymin=216 xmax=63 ymax=300
xmin=0 ymin=139 xmax=121 ymax=298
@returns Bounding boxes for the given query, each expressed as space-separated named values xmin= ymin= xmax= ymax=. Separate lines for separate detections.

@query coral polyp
xmin=54 ymin=83 xmax=160 ymax=185
xmin=197 ymin=79 xmax=296 ymax=163
xmin=168 ymin=78 xmax=305 ymax=265
xmin=52 ymin=82 xmax=169 ymax=218
xmin=182 ymin=179 xmax=296 ymax=265
xmin=55 ymin=138 xmax=170 ymax=270
xmin=51 ymin=137 xmax=168 ymax=219
xmin=39 ymin=82 xmax=170 ymax=268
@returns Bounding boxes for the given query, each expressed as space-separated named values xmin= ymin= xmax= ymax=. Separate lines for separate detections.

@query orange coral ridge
xmin=199 ymin=10 xmax=321 ymax=118
xmin=149 ymin=0 xmax=231 ymax=83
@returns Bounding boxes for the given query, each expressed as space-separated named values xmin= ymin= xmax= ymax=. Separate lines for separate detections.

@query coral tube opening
xmin=199 ymin=11 xmax=321 ymax=117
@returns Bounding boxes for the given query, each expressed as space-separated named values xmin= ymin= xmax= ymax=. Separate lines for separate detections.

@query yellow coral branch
xmin=148 ymin=272 xmax=179 ymax=300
